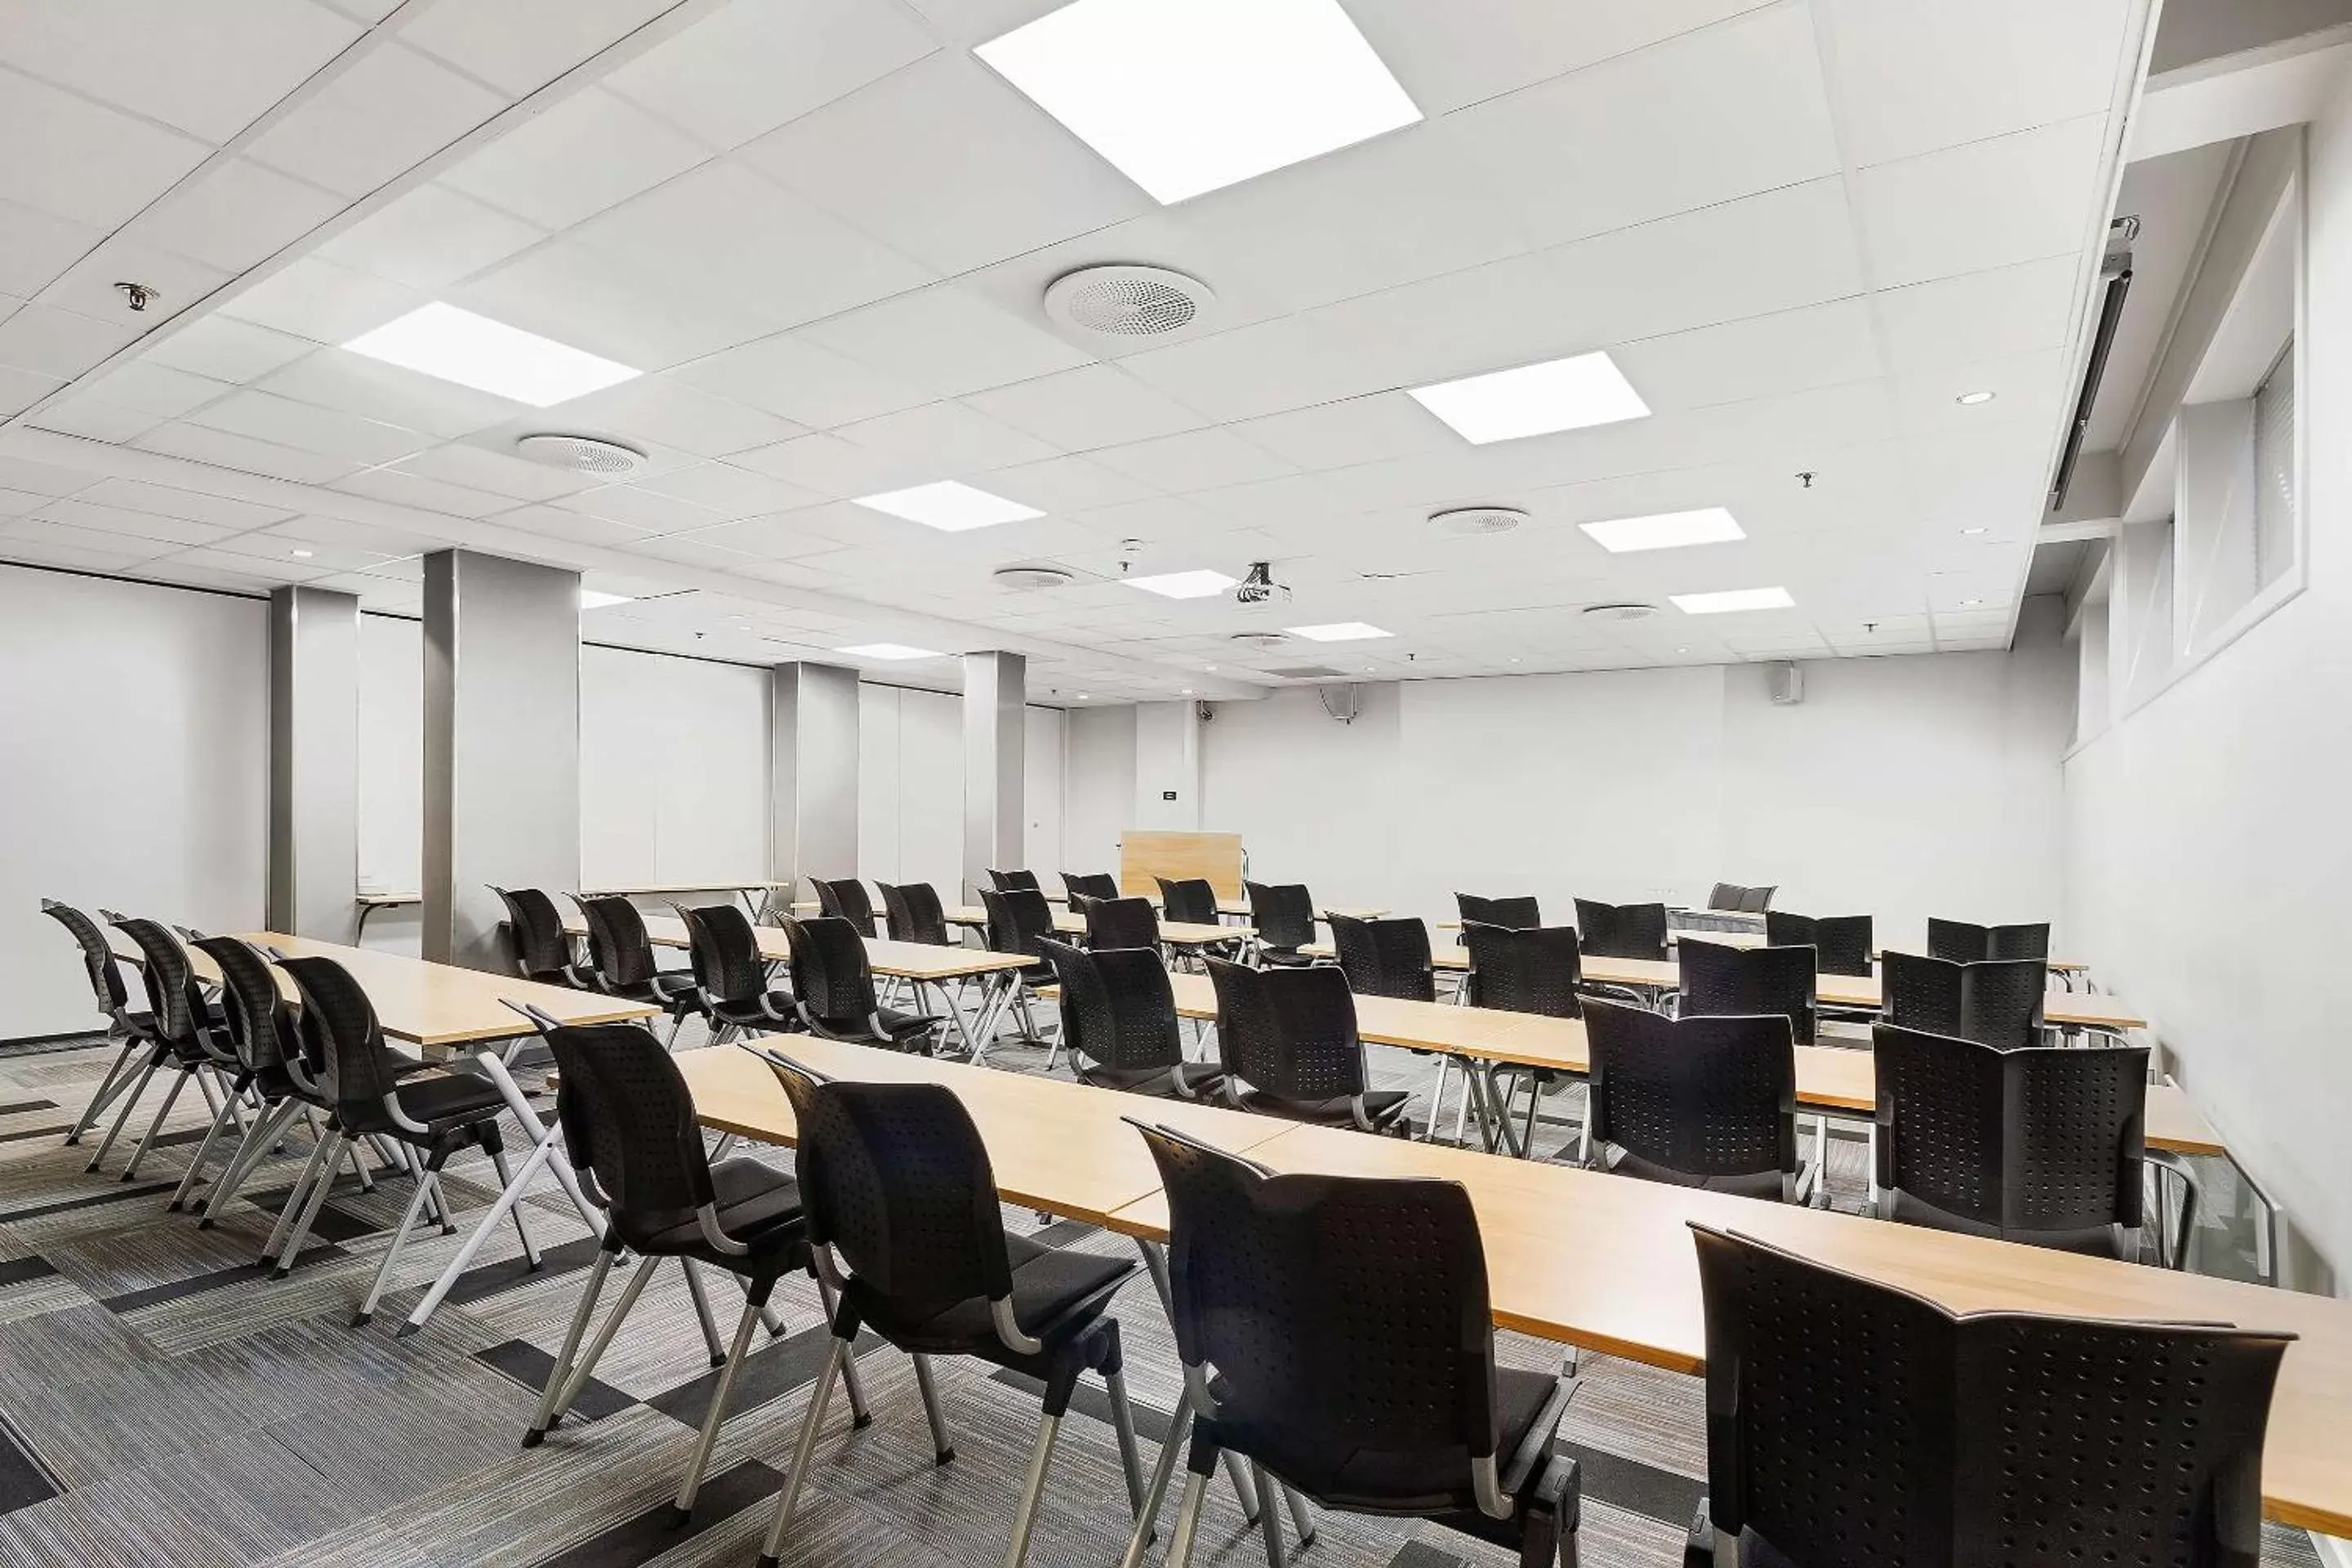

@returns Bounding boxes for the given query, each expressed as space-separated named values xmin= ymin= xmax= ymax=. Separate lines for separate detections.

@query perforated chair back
xmin=1882 ymin=953 xmax=2044 ymax=1049
xmin=1873 ymin=1022 xmax=2149 ymax=1249
xmin=492 ymin=886 xmax=576 ymax=982
xmin=1454 ymin=892 xmax=1542 ymax=930
xmin=1574 ymin=898 xmax=1668 ymax=961
xmin=1041 ymin=939 xmax=1183 ymax=1074
xmin=577 ymin=894 xmax=662 ymax=989
xmin=541 ymin=1021 xmax=721 ymax=1247
xmin=1927 ymin=918 xmax=2051 ymax=964
xmin=1244 ymin=880 xmax=1318 ymax=951
xmin=1764 ymin=911 xmax=1873 ymax=977
xmin=1706 ymin=882 xmax=1744 ymax=911
xmin=1080 ymin=895 xmax=1159 ymax=951
xmin=878 ymin=881 xmax=951 ymax=947
xmin=1738 ymin=884 xmax=1775 ymax=913
xmin=809 ymin=878 xmax=878 ymax=938
xmin=1678 ymin=938 xmax=1818 ymax=1045
xmin=190 ymin=935 xmax=296 ymax=1077
xmin=276 ymin=955 xmax=407 ymax=1114
xmin=979 ymin=886 xmax=1055 ymax=963
xmin=781 ymin=915 xmax=880 ymax=1027
xmin=1062 ymin=872 xmax=1119 ymax=902
xmin=1325 ymin=913 xmax=1435 ymax=1002
xmin=1585 ymin=998 xmax=1794 ymax=1193
xmin=1460 ymin=923 xmax=1584 ymax=1017
xmin=42 ymin=900 xmax=130 ymax=1017
xmin=1137 ymin=1122 xmax=1506 ymax=1486
xmin=1155 ymin=876 xmax=1221 ymax=926
xmin=110 ymin=916 xmax=206 ymax=1051
xmin=675 ymin=902 xmax=770 ymax=1008
xmin=764 ymin=1056 xmax=1012 ymax=1315
xmin=1205 ymin=956 xmax=1369 ymax=1102
xmin=1689 ymin=1223 xmax=2287 ymax=1568
xmin=987 ymin=868 xmax=1040 ymax=893
xmin=1986 ymin=922 xmax=2050 ymax=961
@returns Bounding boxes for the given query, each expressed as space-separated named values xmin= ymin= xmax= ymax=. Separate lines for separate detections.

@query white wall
xmin=580 ymin=644 xmax=769 ymax=889
xmin=1025 ymin=705 xmax=1064 ymax=875
xmin=1064 ymin=704 xmax=1137 ymax=879
xmin=858 ymin=682 xmax=1067 ymax=898
xmin=2065 ymin=72 xmax=2352 ymax=1293
xmin=2 ymin=567 xmax=270 ymax=1039
xmin=1183 ymin=620 xmax=2073 ymax=955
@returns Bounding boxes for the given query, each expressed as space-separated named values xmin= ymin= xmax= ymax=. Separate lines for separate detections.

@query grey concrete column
xmin=771 ymin=662 xmax=860 ymax=895
xmin=268 ymin=586 xmax=360 ymax=942
xmin=962 ymin=651 xmax=1025 ymax=902
xmin=422 ymin=550 xmax=580 ymax=971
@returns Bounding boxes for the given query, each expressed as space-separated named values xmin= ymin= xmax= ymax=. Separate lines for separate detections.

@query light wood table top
xmin=582 ymin=880 xmax=791 ymax=897
xmin=560 ymin=911 xmax=1032 ymax=983
xmin=355 ymin=892 xmax=421 ymax=908
xmin=675 ymin=1039 xmax=1293 ymax=1228
xmin=947 ymin=907 xmax=1242 ymax=947
xmin=243 ymin=933 xmax=654 ymax=1048
xmin=1105 ymin=1122 xmax=2352 ymax=1538
xmin=1668 ymin=929 xmax=2094 ymax=973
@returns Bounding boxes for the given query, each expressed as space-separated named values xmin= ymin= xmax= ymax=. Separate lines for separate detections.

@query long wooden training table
xmin=673 ymin=1039 xmax=2352 ymax=1539
xmin=947 ymin=906 xmax=1245 ymax=948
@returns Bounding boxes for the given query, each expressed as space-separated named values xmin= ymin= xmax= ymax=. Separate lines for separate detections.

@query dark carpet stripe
xmin=532 ymin=1459 xmax=782 ymax=1568
xmin=101 ymin=1254 xmax=349 ymax=1315
xmin=474 ymin=1339 xmax=639 ymax=1423
xmin=1557 ymin=1439 xmax=1705 ymax=1526
xmin=1388 ymin=1544 xmax=1468 ymax=1568
xmin=991 ymin=1365 xmax=1175 ymax=1445
xmin=440 ymin=1234 xmax=605 ymax=1309
xmin=0 ymin=1125 xmax=75 ymax=1144
xmin=0 ymin=1259 xmax=57 ymax=1289
xmin=647 ymin=1324 xmax=887 ymax=1430
xmin=0 ymin=1100 xmax=60 ymax=1116
xmin=0 ymin=1181 xmax=177 ymax=1222
xmin=0 ymin=1406 xmax=62 ymax=1515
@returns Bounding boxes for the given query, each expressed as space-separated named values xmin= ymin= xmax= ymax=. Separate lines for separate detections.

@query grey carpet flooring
xmin=0 ymin=1019 xmax=2324 ymax=1568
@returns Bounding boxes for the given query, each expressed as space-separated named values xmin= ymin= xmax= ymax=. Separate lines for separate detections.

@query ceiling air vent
xmin=993 ymin=564 xmax=1075 ymax=590
xmin=1044 ymin=265 xmax=1214 ymax=339
xmin=1431 ymin=505 xmax=1526 ymax=537
xmin=514 ymin=433 xmax=646 ymax=476
xmin=1228 ymin=630 xmax=1290 ymax=648
xmin=1267 ymin=665 xmax=1348 ymax=679
xmin=1583 ymin=602 xmax=1659 ymax=623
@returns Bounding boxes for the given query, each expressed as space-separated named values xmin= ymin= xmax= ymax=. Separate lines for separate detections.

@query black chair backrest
xmin=42 ymin=900 xmax=129 ymax=1015
xmin=781 ymin=915 xmax=879 ymax=1027
xmin=110 ymin=916 xmax=206 ymax=1049
xmin=1881 ymin=952 xmax=2045 ymax=1049
xmin=1205 ymin=956 xmax=1368 ymax=1102
xmin=1244 ymin=880 xmax=1317 ymax=951
xmin=492 ymin=885 xmax=574 ymax=981
xmin=1454 ymin=892 xmax=1542 ymax=930
xmin=275 ymin=954 xmax=405 ymax=1112
xmin=1155 ymin=876 xmax=1220 ymax=926
xmin=987 ymin=868 xmax=1040 ymax=893
xmin=1690 ymin=1223 xmax=2287 ymax=1568
xmin=765 ymin=1056 xmax=1012 ymax=1313
xmin=1706 ymin=882 xmax=1744 ymax=911
xmin=675 ymin=902 xmax=769 ymax=1007
xmin=1325 ymin=913 xmax=1434 ymax=1003
xmin=1739 ymin=884 xmax=1775 ymax=913
xmin=1137 ymin=1122 xmax=1503 ymax=1469
xmin=1062 ymin=871 xmax=1119 ymax=902
xmin=1873 ymin=1022 xmax=2149 ymax=1238
xmin=1574 ymin=898 xmax=1668 ymax=961
xmin=577 ymin=894 xmax=662 ymax=988
xmin=1764 ymin=911 xmax=1873 ymax=977
xmin=1460 ymin=923 xmax=1583 ymax=1017
xmin=1585 ymin=998 xmax=1794 ymax=1186
xmin=1080 ymin=895 xmax=1159 ymax=951
xmin=1927 ymin=917 xmax=2051 ymax=964
xmin=541 ymin=1021 xmax=719 ymax=1245
xmin=189 ymin=934 xmax=296 ymax=1076
xmin=979 ymin=885 xmax=1056 ymax=961
xmin=1041 ymin=939 xmax=1182 ymax=1073
xmin=877 ymin=881 xmax=950 ymax=947
xmin=810 ymin=878 xmax=878 ymax=938
xmin=1678 ymin=938 xmax=1817 ymax=1045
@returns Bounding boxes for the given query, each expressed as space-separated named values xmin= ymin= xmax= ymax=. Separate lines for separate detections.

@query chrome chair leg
xmin=65 ymin=1035 xmax=144 ymax=1145
xmin=353 ymin=1150 xmax=440 ymax=1325
xmin=1002 ymin=1411 xmax=1065 ymax=1567
xmin=1251 ymin=1460 xmax=1286 ymax=1567
xmin=486 ymin=1147 xmax=540 ymax=1267
xmin=1106 ymin=1366 xmax=1147 ymax=1517
xmin=1163 ymin=1469 xmax=1212 ymax=1568
xmin=814 ymin=1271 xmax=871 ymax=1426
xmin=546 ymin=1251 xmax=660 ymax=1428
xmin=1425 ymin=1055 xmax=1453 ymax=1143
xmin=198 ymin=1099 xmax=300 ymax=1226
xmin=913 ymin=1352 xmax=954 ymax=1463
xmin=1281 ymin=1481 xmax=1316 ymax=1548
xmin=525 ymin=1247 xmax=617 ymax=1446
xmin=272 ymin=1132 xmax=345 ymax=1276
xmin=261 ymin=1129 xmax=333 ymax=1260
xmin=1118 ymin=1396 xmax=1194 ymax=1568
xmin=759 ymin=1333 xmax=849 ymax=1567
xmin=85 ymin=1055 xmax=160 ymax=1173
xmin=673 ymin=1281 xmax=768 ymax=1522
xmin=1225 ymin=1451 xmax=1263 ymax=1523
xmin=119 ymin=1067 xmax=192 ymax=1180
xmin=167 ymin=1080 xmax=244 ymax=1211
xmin=679 ymin=1259 xmax=728 ymax=1367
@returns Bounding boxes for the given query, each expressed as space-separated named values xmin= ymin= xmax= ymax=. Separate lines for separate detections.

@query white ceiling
xmin=0 ymin=0 xmax=2153 ymax=702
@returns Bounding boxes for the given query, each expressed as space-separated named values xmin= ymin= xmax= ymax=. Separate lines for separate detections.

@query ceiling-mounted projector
xmin=1233 ymin=561 xmax=1291 ymax=608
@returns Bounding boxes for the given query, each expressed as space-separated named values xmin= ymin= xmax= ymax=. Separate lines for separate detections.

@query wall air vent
xmin=1583 ymin=602 xmax=1659 ymax=623
xmin=1044 ymin=265 xmax=1214 ymax=339
xmin=1267 ymin=665 xmax=1347 ymax=679
xmin=514 ymin=433 xmax=646 ymax=476
xmin=993 ymin=564 xmax=1076 ymax=590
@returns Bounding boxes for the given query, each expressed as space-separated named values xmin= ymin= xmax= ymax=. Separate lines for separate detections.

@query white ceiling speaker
xmin=993 ymin=564 xmax=1076 ymax=590
xmin=1431 ymin=505 xmax=1526 ymax=537
xmin=514 ymin=433 xmax=647 ymax=476
xmin=1583 ymin=602 xmax=1659 ymax=623
xmin=1043 ymin=265 xmax=1214 ymax=339
xmin=1228 ymin=630 xmax=1290 ymax=648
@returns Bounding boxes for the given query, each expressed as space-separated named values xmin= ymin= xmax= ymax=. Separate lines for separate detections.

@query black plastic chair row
xmin=1062 ymin=871 xmax=1120 ymax=902
xmin=1762 ymin=910 xmax=1873 ymax=977
xmin=1074 ymin=893 xmax=1160 ymax=952
xmin=1245 ymin=880 xmax=1322 ymax=964
xmin=1582 ymin=997 xmax=1815 ymax=1203
xmin=1677 ymin=939 xmax=1818 ymax=1045
xmin=1206 ymin=956 xmax=1410 ymax=1134
xmin=42 ymin=899 xmax=163 ymax=1152
xmin=1042 ymin=940 xmax=1223 ymax=1100
xmin=574 ymin=893 xmax=704 ymax=1046
xmin=1927 ymin=915 xmax=2050 ymax=964
xmin=1458 ymin=890 xmax=1544 ymax=929
xmin=1705 ymin=881 xmax=1775 ymax=913
xmin=1575 ymin=898 xmax=1670 ymax=961
xmin=1882 ymin=951 xmax=2045 ymax=1049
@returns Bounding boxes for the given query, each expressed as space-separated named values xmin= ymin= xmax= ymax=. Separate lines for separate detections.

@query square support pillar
xmin=771 ymin=661 xmax=860 ymax=896
xmin=422 ymin=550 xmax=581 ymax=971
xmin=268 ymin=586 xmax=360 ymax=942
xmin=962 ymin=651 xmax=1025 ymax=902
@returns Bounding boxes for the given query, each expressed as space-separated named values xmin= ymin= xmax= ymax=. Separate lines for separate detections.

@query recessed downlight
xmin=289 ymin=548 xmax=314 ymax=558
xmin=1956 ymin=390 xmax=1997 ymax=406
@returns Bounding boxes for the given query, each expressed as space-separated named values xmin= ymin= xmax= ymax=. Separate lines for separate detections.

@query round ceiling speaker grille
xmin=1044 ymin=265 xmax=1214 ymax=338
xmin=1432 ymin=506 xmax=1527 ymax=537
xmin=1228 ymin=630 xmax=1290 ymax=648
xmin=993 ymin=564 xmax=1075 ymax=591
xmin=514 ymin=433 xmax=646 ymax=476
xmin=1583 ymin=602 xmax=1659 ymax=624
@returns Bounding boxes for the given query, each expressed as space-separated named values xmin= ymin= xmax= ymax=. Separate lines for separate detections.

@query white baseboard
xmin=2313 ymin=1530 xmax=2352 ymax=1568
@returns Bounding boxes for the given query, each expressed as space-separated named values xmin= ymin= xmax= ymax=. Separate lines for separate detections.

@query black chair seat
xmin=709 ymin=993 xmax=796 ymax=1030
xmin=1608 ymin=1148 xmax=1788 ymax=1201
xmin=627 ymin=1157 xmax=806 ymax=1260
xmin=1256 ymin=947 xmax=1319 ymax=968
xmin=391 ymin=1071 xmax=510 ymax=1131
xmin=1880 ymin=1188 xmax=2130 ymax=1260
xmin=1211 ymin=1365 xmax=1565 ymax=1517
xmin=1072 ymin=1060 xmax=1225 ymax=1099
xmin=871 ymin=1232 xmax=1133 ymax=1355
xmin=608 ymin=972 xmax=701 ymax=1011
xmin=1236 ymin=1085 xmax=1410 ymax=1130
